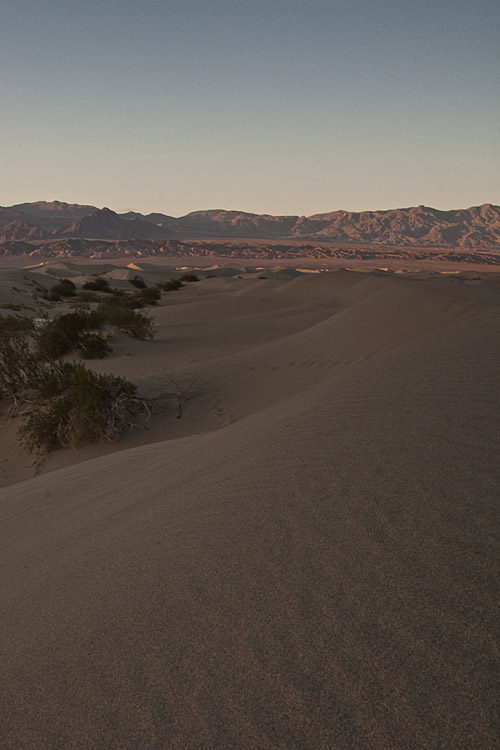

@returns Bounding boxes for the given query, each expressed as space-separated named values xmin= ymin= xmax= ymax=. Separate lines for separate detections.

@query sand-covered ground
xmin=0 ymin=260 xmax=499 ymax=748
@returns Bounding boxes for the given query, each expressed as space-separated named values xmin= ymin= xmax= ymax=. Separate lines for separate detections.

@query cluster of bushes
xmin=32 ymin=272 xmax=197 ymax=307
xmin=160 ymin=274 xmax=198 ymax=292
xmin=0 ymin=312 xmax=152 ymax=457
xmin=32 ymin=278 xmax=77 ymax=302
xmin=36 ymin=311 xmax=106 ymax=360
xmin=96 ymin=298 xmax=155 ymax=339
xmin=0 ymin=268 xmax=203 ymax=457
xmin=129 ymin=272 xmax=199 ymax=294
xmin=78 ymin=282 xmax=161 ymax=308
xmin=35 ymin=298 xmax=155 ymax=362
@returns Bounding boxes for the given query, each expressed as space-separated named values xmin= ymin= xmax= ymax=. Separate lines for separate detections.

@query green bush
xmin=162 ymin=279 xmax=183 ymax=292
xmin=19 ymin=362 xmax=145 ymax=454
xmin=180 ymin=273 xmax=199 ymax=283
xmin=107 ymin=291 xmax=145 ymax=309
xmin=109 ymin=287 xmax=160 ymax=307
xmin=36 ymin=311 xmax=103 ymax=360
xmin=83 ymin=277 xmax=112 ymax=293
xmin=134 ymin=286 xmax=161 ymax=306
xmin=79 ymin=333 xmax=111 ymax=359
xmin=77 ymin=290 xmax=102 ymax=303
xmin=0 ymin=316 xmax=40 ymax=399
xmin=50 ymin=278 xmax=76 ymax=300
xmin=97 ymin=304 xmax=154 ymax=339
xmin=129 ymin=275 xmax=147 ymax=289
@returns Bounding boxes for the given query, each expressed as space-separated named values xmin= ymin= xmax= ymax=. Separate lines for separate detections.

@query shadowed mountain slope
xmin=1 ymin=202 xmax=499 ymax=249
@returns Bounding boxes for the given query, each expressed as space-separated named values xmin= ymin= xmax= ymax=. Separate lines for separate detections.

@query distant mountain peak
xmin=0 ymin=201 xmax=499 ymax=249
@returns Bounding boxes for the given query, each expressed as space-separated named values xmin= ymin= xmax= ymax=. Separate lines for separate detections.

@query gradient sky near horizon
xmin=1 ymin=0 xmax=498 ymax=216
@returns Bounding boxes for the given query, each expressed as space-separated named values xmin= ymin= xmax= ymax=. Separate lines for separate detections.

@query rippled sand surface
xmin=0 ymin=266 xmax=499 ymax=748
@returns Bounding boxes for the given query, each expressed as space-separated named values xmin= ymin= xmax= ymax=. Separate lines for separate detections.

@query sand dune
xmin=0 ymin=265 xmax=499 ymax=748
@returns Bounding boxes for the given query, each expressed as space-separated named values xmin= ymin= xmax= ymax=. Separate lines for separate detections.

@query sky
xmin=0 ymin=0 xmax=498 ymax=216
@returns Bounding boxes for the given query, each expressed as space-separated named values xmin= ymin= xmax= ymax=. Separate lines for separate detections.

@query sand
xmin=0 ymin=263 xmax=499 ymax=748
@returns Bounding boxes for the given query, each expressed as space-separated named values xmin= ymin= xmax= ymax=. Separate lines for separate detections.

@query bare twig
xmin=158 ymin=367 xmax=199 ymax=419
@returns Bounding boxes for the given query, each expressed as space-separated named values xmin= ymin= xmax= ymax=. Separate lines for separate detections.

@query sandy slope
xmin=0 ymin=266 xmax=499 ymax=748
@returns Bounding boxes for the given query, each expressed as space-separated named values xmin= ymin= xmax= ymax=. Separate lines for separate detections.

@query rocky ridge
xmin=0 ymin=201 xmax=499 ymax=260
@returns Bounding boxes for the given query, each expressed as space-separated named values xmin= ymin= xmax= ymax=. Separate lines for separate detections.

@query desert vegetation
xmin=0 ymin=316 xmax=40 ymax=401
xmin=0 ymin=312 xmax=151 ymax=457
xmin=129 ymin=274 xmax=147 ymax=289
xmin=19 ymin=362 xmax=149 ymax=454
xmin=49 ymin=278 xmax=77 ymax=300
xmin=96 ymin=299 xmax=155 ymax=338
xmin=83 ymin=277 xmax=112 ymax=293
xmin=0 ymin=271 xmax=171 ymax=458
xmin=0 ymin=264 xmax=210 ymax=462
xmin=180 ymin=273 xmax=199 ymax=283
xmin=36 ymin=311 xmax=105 ymax=360
xmin=161 ymin=278 xmax=184 ymax=292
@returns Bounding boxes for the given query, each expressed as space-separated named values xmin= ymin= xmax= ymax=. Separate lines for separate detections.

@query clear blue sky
xmin=1 ymin=0 xmax=498 ymax=216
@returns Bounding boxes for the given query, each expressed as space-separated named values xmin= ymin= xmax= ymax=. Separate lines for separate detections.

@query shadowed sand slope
xmin=0 ymin=271 xmax=499 ymax=748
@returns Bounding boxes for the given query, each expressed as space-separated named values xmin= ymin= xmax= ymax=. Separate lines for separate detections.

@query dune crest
xmin=0 ymin=264 xmax=498 ymax=748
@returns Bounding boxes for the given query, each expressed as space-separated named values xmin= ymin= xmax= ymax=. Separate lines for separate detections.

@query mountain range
xmin=0 ymin=201 xmax=499 ymax=249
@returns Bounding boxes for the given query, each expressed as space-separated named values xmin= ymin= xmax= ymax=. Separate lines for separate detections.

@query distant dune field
xmin=0 ymin=262 xmax=498 ymax=748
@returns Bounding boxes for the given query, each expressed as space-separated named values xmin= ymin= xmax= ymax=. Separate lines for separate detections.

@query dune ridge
xmin=0 ymin=266 xmax=499 ymax=748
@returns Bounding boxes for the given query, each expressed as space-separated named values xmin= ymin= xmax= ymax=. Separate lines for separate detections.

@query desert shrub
xmin=258 ymin=275 xmax=267 ymax=279
xmin=206 ymin=274 xmax=217 ymax=279
xmin=19 ymin=362 xmax=146 ymax=454
xmin=0 ymin=316 xmax=40 ymax=398
xmin=134 ymin=286 xmax=161 ymax=306
xmin=36 ymin=311 xmax=103 ymax=360
xmin=99 ymin=293 xmax=144 ymax=311
xmin=79 ymin=333 xmax=111 ymax=359
xmin=77 ymin=290 xmax=102 ymax=303
xmin=50 ymin=278 xmax=76 ymax=300
xmin=83 ymin=277 xmax=112 ymax=293
xmin=0 ymin=316 xmax=35 ymax=335
xmin=33 ymin=284 xmax=49 ymax=300
xmin=0 ymin=303 xmax=22 ymax=311
xmin=162 ymin=279 xmax=183 ymax=292
xmin=180 ymin=273 xmax=199 ymax=283
xmin=97 ymin=304 xmax=154 ymax=339
xmin=129 ymin=275 xmax=146 ymax=289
